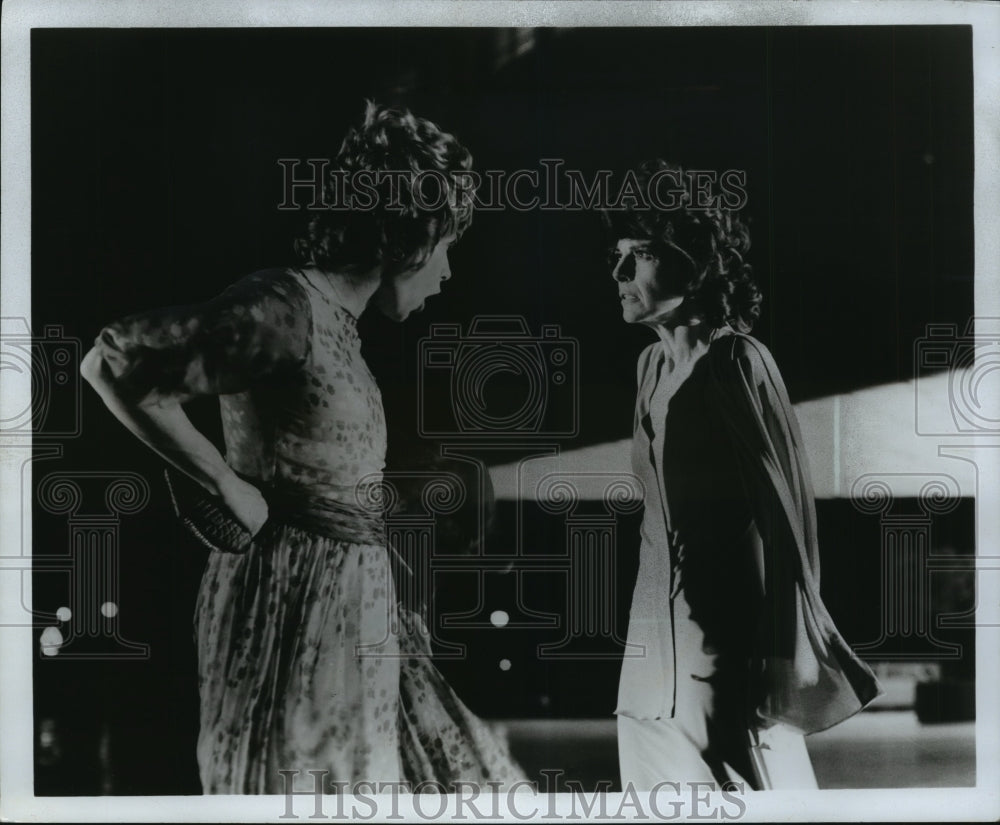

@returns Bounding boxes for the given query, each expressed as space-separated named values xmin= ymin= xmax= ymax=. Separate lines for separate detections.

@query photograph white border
xmin=2 ymin=1 xmax=998 ymax=821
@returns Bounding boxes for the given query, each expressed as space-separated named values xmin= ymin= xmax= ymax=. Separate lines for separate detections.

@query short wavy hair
xmin=294 ymin=102 xmax=475 ymax=277
xmin=602 ymin=159 xmax=762 ymax=333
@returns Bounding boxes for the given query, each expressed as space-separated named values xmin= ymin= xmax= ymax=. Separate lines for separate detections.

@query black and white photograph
xmin=1 ymin=1 xmax=998 ymax=821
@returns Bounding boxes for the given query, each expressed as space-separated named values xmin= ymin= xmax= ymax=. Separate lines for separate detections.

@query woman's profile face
xmin=610 ymin=238 xmax=686 ymax=325
xmin=375 ymin=236 xmax=455 ymax=321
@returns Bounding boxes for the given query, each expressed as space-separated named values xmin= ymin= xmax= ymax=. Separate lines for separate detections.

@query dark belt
xmin=265 ymin=487 xmax=387 ymax=546
xmin=165 ymin=468 xmax=387 ymax=553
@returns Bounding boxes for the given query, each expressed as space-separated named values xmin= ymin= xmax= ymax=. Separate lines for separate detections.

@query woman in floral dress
xmin=81 ymin=103 xmax=525 ymax=794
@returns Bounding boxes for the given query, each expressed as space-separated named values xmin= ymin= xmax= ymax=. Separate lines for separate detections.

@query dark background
xmin=30 ymin=26 xmax=974 ymax=794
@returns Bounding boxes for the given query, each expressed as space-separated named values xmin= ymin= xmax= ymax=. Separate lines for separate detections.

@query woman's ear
xmin=679 ymin=294 xmax=704 ymax=325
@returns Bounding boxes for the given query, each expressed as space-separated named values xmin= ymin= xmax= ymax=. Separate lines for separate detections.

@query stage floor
xmin=503 ymin=711 xmax=975 ymax=791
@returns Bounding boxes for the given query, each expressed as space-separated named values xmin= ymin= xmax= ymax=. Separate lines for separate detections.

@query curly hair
xmin=602 ymin=159 xmax=762 ymax=333
xmin=294 ymin=102 xmax=475 ymax=278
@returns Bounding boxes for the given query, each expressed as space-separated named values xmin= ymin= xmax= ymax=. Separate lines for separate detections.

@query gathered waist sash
xmin=265 ymin=484 xmax=387 ymax=546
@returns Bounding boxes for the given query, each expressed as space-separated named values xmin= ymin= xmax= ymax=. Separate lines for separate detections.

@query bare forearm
xmin=81 ymin=346 xmax=233 ymax=495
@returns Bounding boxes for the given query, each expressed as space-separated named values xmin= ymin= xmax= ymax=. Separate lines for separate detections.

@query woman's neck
xmin=650 ymin=319 xmax=716 ymax=367
xmin=313 ymin=266 xmax=381 ymax=318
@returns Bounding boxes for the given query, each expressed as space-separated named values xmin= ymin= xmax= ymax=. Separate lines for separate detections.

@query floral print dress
xmin=95 ymin=267 xmax=526 ymax=794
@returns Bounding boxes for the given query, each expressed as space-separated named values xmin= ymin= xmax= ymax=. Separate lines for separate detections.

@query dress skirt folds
xmin=195 ymin=511 xmax=524 ymax=793
xmin=196 ymin=524 xmax=401 ymax=792
xmin=196 ymin=490 xmax=524 ymax=794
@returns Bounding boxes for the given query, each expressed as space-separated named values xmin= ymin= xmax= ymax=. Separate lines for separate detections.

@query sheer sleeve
xmin=708 ymin=334 xmax=882 ymax=733
xmin=93 ymin=270 xmax=312 ymax=404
